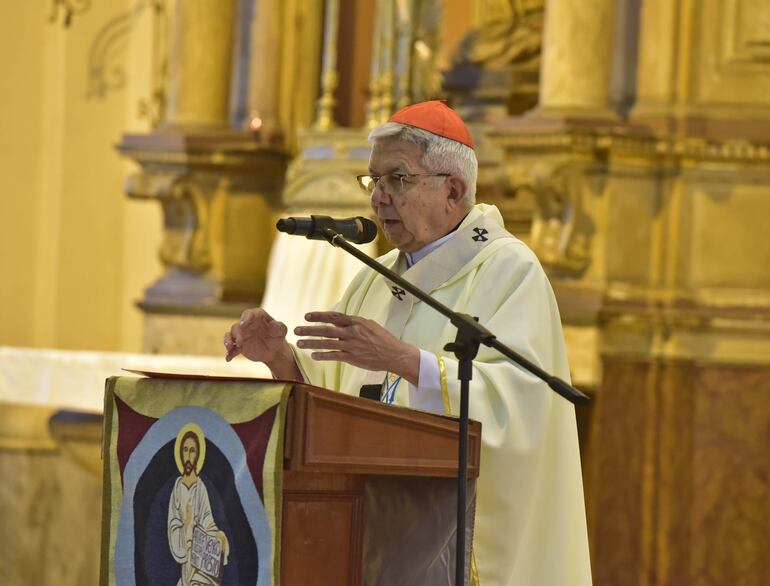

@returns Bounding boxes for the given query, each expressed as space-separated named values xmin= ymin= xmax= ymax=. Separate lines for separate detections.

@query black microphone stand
xmin=320 ymin=229 xmax=589 ymax=586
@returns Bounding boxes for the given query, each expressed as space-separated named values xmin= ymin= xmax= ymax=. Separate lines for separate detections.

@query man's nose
xmin=370 ymin=182 xmax=392 ymax=206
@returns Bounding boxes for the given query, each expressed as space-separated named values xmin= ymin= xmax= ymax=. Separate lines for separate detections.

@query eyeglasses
xmin=356 ymin=172 xmax=450 ymax=194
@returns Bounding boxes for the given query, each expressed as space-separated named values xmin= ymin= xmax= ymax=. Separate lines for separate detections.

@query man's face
xmin=182 ymin=437 xmax=198 ymax=476
xmin=369 ymin=139 xmax=464 ymax=253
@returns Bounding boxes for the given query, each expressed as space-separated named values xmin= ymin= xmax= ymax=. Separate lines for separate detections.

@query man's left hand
xmin=295 ymin=312 xmax=420 ymax=385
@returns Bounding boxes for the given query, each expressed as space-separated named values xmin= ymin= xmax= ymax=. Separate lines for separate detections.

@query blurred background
xmin=1 ymin=0 xmax=769 ymax=584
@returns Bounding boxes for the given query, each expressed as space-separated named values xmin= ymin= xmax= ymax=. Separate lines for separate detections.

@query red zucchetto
xmin=388 ymin=100 xmax=474 ymax=149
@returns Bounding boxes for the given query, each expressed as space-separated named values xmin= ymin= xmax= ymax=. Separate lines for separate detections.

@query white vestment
xmin=293 ymin=204 xmax=592 ymax=585
xmin=167 ymin=476 xmax=220 ymax=586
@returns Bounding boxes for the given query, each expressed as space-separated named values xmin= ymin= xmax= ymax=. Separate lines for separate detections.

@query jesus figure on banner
xmin=167 ymin=424 xmax=230 ymax=586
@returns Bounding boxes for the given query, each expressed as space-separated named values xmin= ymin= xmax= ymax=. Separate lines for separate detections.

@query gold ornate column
xmin=538 ymin=0 xmax=617 ymax=118
xmin=166 ymin=0 xmax=237 ymax=127
xmin=247 ymin=0 xmax=283 ymax=141
xmin=245 ymin=0 xmax=325 ymax=149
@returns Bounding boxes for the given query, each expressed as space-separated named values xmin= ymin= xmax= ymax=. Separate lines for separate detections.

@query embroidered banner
xmin=100 ymin=375 xmax=291 ymax=586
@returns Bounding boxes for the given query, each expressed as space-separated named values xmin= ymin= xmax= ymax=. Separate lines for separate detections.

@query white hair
xmin=368 ymin=122 xmax=478 ymax=208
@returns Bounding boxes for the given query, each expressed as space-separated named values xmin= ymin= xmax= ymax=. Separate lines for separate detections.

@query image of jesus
xmin=167 ymin=424 xmax=229 ymax=586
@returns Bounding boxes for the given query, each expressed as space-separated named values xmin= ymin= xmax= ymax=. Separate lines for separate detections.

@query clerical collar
xmin=403 ymin=214 xmax=469 ymax=268
xmin=404 ymin=231 xmax=456 ymax=268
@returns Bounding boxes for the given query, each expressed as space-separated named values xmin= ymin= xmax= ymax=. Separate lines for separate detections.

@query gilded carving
xmin=512 ymin=162 xmax=595 ymax=275
xmin=125 ymin=172 xmax=212 ymax=272
xmin=444 ymin=0 xmax=543 ymax=116
xmin=452 ymin=4 xmax=542 ymax=69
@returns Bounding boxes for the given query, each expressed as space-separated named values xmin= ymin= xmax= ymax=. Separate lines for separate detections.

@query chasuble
xmin=293 ymin=204 xmax=592 ymax=586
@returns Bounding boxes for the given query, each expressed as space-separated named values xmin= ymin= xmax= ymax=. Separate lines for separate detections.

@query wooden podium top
xmin=285 ymin=383 xmax=481 ymax=479
xmin=122 ymin=371 xmax=481 ymax=478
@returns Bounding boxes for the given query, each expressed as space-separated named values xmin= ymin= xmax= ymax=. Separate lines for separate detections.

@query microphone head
xmin=275 ymin=215 xmax=378 ymax=244
xmin=275 ymin=218 xmax=297 ymax=234
xmin=355 ymin=217 xmax=379 ymax=244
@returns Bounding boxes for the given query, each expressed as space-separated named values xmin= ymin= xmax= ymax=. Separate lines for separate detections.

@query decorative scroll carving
xmin=82 ymin=2 xmax=167 ymax=115
xmin=86 ymin=12 xmax=132 ymax=99
xmin=125 ymin=172 xmax=212 ymax=272
xmin=517 ymin=162 xmax=594 ymax=274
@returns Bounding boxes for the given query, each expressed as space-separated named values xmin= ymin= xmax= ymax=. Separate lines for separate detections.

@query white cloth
xmin=0 ymin=346 xmax=270 ymax=412
xmin=293 ymin=204 xmax=592 ymax=585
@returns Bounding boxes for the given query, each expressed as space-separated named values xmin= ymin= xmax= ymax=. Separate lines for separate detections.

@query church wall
xmin=118 ymin=2 xmax=165 ymax=352
xmin=48 ymin=6 xmax=126 ymax=351
xmin=0 ymin=0 xmax=163 ymax=352
xmin=0 ymin=2 xmax=48 ymax=347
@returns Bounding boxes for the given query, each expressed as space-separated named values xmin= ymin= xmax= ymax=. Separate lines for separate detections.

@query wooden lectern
xmin=281 ymin=382 xmax=482 ymax=586
xmin=101 ymin=373 xmax=481 ymax=585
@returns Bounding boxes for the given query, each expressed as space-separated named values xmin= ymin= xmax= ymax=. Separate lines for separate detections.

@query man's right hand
xmin=224 ymin=309 xmax=303 ymax=381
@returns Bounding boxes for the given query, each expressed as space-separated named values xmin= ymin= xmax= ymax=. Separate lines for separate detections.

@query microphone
xmin=276 ymin=215 xmax=378 ymax=244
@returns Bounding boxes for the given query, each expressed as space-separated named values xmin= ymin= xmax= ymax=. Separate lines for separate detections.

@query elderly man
xmin=225 ymin=100 xmax=591 ymax=585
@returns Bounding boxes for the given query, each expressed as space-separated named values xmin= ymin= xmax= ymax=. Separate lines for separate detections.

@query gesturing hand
xmin=224 ymin=308 xmax=303 ymax=381
xmin=294 ymin=312 xmax=420 ymax=385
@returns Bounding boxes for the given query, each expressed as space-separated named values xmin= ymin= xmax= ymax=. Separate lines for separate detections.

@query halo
xmin=173 ymin=422 xmax=206 ymax=475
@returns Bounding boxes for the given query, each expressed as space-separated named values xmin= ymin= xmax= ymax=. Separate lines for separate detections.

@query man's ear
xmin=445 ymin=176 xmax=468 ymax=209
